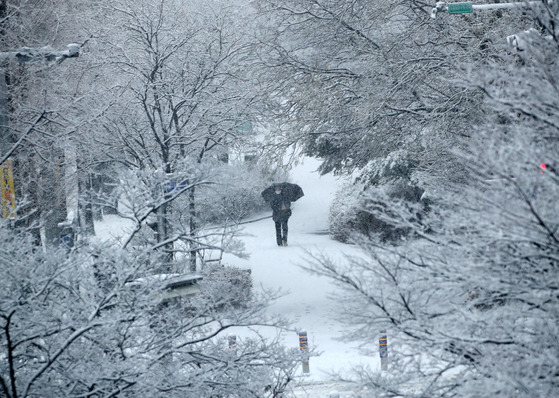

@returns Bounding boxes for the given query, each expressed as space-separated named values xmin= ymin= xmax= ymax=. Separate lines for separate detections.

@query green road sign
xmin=448 ymin=2 xmax=474 ymax=14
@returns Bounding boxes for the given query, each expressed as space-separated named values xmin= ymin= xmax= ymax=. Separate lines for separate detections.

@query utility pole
xmin=1 ymin=44 xmax=80 ymax=246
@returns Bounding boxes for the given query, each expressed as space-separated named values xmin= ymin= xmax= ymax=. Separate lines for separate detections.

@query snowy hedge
xmin=330 ymin=179 xmax=426 ymax=243
xmin=196 ymin=265 xmax=253 ymax=309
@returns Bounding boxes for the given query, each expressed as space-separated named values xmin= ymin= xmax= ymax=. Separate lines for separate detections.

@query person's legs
xmin=281 ymin=219 xmax=288 ymax=246
xmin=275 ymin=221 xmax=283 ymax=246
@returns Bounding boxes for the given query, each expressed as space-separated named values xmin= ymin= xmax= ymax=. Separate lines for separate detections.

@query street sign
xmin=236 ymin=121 xmax=252 ymax=132
xmin=433 ymin=1 xmax=540 ymax=19
xmin=448 ymin=2 xmax=474 ymax=14
xmin=1 ymin=159 xmax=16 ymax=219
xmin=165 ymin=180 xmax=188 ymax=193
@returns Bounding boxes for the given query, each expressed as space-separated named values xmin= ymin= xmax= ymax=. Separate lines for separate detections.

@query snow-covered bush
xmin=330 ymin=179 xmax=425 ymax=243
xmin=330 ymin=151 xmax=427 ymax=243
xmin=329 ymin=182 xmax=361 ymax=243
xmin=197 ymin=265 xmax=253 ymax=309
xmin=193 ymin=161 xmax=289 ymax=225
xmin=0 ymin=222 xmax=298 ymax=398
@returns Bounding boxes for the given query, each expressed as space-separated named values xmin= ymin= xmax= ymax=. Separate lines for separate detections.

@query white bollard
xmin=298 ymin=330 xmax=310 ymax=373
xmin=228 ymin=334 xmax=237 ymax=349
xmin=379 ymin=330 xmax=388 ymax=371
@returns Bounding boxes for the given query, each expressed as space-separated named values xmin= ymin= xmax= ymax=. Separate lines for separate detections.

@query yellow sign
xmin=1 ymin=159 xmax=17 ymax=219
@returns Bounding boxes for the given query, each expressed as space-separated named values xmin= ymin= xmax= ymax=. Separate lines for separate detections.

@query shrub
xmin=186 ymin=162 xmax=290 ymax=225
xmin=329 ymin=180 xmax=425 ymax=244
xmin=197 ymin=265 xmax=253 ymax=309
xmin=329 ymin=182 xmax=361 ymax=243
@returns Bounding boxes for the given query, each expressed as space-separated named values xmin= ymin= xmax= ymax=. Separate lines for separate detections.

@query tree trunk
xmin=189 ymin=185 xmax=197 ymax=272
xmin=79 ymin=176 xmax=95 ymax=236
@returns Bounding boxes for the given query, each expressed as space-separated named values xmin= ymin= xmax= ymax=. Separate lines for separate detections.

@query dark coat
xmin=269 ymin=192 xmax=292 ymax=222
xmin=261 ymin=182 xmax=303 ymax=222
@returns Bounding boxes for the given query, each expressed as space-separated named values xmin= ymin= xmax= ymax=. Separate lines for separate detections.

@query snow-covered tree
xmin=91 ymin=0 xmax=265 ymax=271
xmin=0 ymin=220 xmax=299 ymax=397
xmin=253 ymin=0 xmax=533 ymax=240
xmin=255 ymin=0 xmax=514 ymax=178
xmin=304 ymin=3 xmax=559 ymax=396
xmin=0 ymin=0 xmax=107 ymax=244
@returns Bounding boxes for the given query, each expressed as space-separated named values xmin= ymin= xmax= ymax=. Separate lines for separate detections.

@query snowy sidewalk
xmin=95 ymin=157 xmax=379 ymax=397
xmin=222 ymin=158 xmax=378 ymax=396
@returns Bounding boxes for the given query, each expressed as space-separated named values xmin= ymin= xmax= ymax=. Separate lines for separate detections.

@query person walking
xmin=270 ymin=185 xmax=291 ymax=246
xmin=261 ymin=182 xmax=304 ymax=247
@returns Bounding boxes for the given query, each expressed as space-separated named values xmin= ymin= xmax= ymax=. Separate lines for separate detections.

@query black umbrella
xmin=261 ymin=182 xmax=304 ymax=203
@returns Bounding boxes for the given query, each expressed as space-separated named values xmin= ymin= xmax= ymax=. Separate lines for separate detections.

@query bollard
xmin=298 ymin=330 xmax=310 ymax=373
xmin=379 ymin=330 xmax=388 ymax=371
xmin=228 ymin=334 xmax=237 ymax=349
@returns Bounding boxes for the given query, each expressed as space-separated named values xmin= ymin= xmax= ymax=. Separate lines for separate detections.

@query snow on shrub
xmin=330 ymin=179 xmax=426 ymax=244
xmin=189 ymin=162 xmax=289 ymax=225
xmin=196 ymin=265 xmax=253 ymax=309
xmin=329 ymin=182 xmax=362 ymax=243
